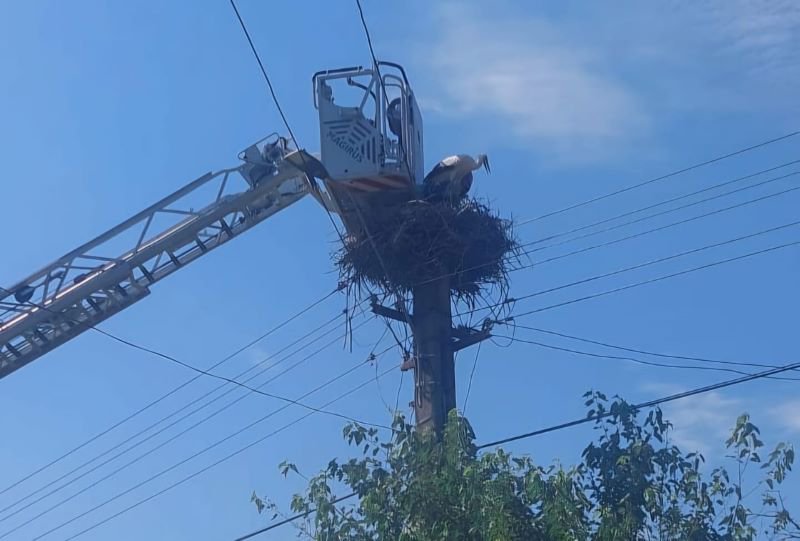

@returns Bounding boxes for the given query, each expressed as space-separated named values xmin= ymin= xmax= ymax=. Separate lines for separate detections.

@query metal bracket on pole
xmin=369 ymin=295 xmax=408 ymax=323
xmin=400 ymin=354 xmax=416 ymax=372
xmin=451 ymin=328 xmax=492 ymax=352
xmin=451 ymin=321 xmax=493 ymax=352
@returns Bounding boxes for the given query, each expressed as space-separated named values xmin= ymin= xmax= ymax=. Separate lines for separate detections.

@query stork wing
xmin=423 ymin=161 xmax=456 ymax=184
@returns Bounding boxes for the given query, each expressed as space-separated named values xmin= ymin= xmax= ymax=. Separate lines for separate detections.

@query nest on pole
xmin=336 ymin=198 xmax=518 ymax=306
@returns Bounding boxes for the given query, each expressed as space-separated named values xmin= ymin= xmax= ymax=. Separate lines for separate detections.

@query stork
xmin=422 ymin=154 xmax=490 ymax=204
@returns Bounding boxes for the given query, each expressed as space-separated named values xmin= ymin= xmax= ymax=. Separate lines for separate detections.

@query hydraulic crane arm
xmin=0 ymin=137 xmax=311 ymax=380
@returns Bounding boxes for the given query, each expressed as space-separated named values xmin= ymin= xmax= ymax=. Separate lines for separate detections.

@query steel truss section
xmin=0 ymin=156 xmax=308 ymax=379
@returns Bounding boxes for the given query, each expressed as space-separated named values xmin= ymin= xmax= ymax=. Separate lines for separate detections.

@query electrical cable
xmin=510 ymin=324 xmax=800 ymax=374
xmin=0 ymin=288 xmax=339 ymax=498
xmin=520 ymin=159 xmax=800 ymax=246
xmin=228 ymin=0 xmax=347 ymax=244
xmin=456 ymin=220 xmax=800 ymax=318
xmin=503 ymin=239 xmax=800 ymax=322
xmin=476 ymin=355 xmax=800 ymax=449
xmin=461 ymin=340 xmax=483 ymax=414
xmin=354 ymin=0 xmax=414 ymax=178
xmin=512 ymin=184 xmax=800 ymax=276
xmin=233 ymin=492 xmax=358 ymax=541
xmin=0 ymin=312 xmax=352 ymax=523
xmin=0 ymin=320 xmax=385 ymax=539
xmin=38 ymin=347 xmax=398 ymax=541
xmin=516 ymin=131 xmax=799 ymax=225
xmin=89 ymin=327 xmax=379 ymax=424
xmin=493 ymin=334 xmax=800 ymax=381
xmin=518 ymin=170 xmax=799 ymax=255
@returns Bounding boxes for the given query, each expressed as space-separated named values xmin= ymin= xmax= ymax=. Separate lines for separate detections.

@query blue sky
xmin=1 ymin=0 xmax=799 ymax=539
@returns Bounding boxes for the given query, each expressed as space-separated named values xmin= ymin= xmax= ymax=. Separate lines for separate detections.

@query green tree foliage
xmin=253 ymin=393 xmax=798 ymax=540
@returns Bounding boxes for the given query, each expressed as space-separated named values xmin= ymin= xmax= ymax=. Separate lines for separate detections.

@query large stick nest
xmin=336 ymin=198 xmax=518 ymax=304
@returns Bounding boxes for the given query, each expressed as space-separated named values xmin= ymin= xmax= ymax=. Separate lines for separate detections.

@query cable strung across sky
xmin=452 ymin=220 xmax=800 ymax=320
xmin=504 ymin=239 xmax=800 ymax=322
xmin=476 ymin=354 xmax=800 ymax=449
xmin=512 ymin=324 xmax=800 ymax=374
xmin=516 ymin=130 xmax=800 ymax=225
xmin=0 ymin=313 xmax=359 ymax=527
xmin=31 ymin=348 xmax=399 ymax=541
xmin=0 ymin=288 xmax=342 ymax=498
xmin=493 ymin=334 xmax=800 ymax=381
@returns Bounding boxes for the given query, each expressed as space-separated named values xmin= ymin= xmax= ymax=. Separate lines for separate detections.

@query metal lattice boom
xmin=0 ymin=143 xmax=309 ymax=379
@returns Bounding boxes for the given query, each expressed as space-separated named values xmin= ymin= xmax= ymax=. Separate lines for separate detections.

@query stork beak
xmin=483 ymin=156 xmax=491 ymax=174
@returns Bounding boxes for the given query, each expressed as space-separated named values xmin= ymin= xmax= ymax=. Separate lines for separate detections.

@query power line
xmin=504 ymin=239 xmax=800 ymax=321
xmin=477 ymin=355 xmax=800 ymax=450
xmin=0 ymin=312 xmax=353 ymax=525
xmin=517 ymin=130 xmax=800 ymax=225
xmin=349 ymin=0 xmax=417 ymax=338
xmin=234 ymin=493 xmax=358 ymax=541
xmin=520 ymin=159 xmax=800 ymax=246
xmin=462 ymin=340 xmax=483 ymax=413
xmin=228 ymin=0 xmax=300 ymax=156
xmin=0 ymin=322 xmax=385 ymax=539
xmin=513 ymin=183 xmax=800 ymax=274
xmin=518 ymin=170 xmax=799 ymax=255
xmin=0 ymin=288 xmax=339 ymax=498
xmin=39 ymin=348 xmax=399 ymax=541
xmin=353 ymin=0 xmax=413 ymax=178
xmin=455 ymin=219 xmax=800 ymax=318
xmin=493 ymin=334 xmax=800 ymax=381
xmin=511 ymin=324 xmax=800 ymax=374
xmin=228 ymin=0 xmax=346 ymax=243
xmin=91 ymin=326 xmax=383 ymax=426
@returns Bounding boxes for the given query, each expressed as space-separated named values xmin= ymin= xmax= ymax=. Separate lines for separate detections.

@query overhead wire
xmin=493 ymin=334 xmax=800 ymax=381
xmin=348 ymin=0 xmax=418 ymax=357
xmin=37 ymin=345 xmax=399 ymax=541
xmin=516 ymin=130 xmax=799 ymax=225
xmin=11 ymin=330 xmax=388 ymax=538
xmin=476 ymin=355 xmax=800 ymax=450
xmin=0 ymin=318 xmax=383 ymax=538
xmin=502 ymin=239 xmax=800 ymax=322
xmin=89 ymin=326 xmax=380 ymax=425
xmin=455 ymin=219 xmax=800 ymax=318
xmin=233 ymin=492 xmax=358 ymax=541
xmin=519 ymin=159 xmax=800 ymax=246
xmin=461 ymin=340 xmax=484 ymax=414
xmin=511 ymin=183 xmax=800 ymax=276
xmin=228 ymin=0 xmax=347 ymax=244
xmin=517 ymin=170 xmax=800 ymax=256
xmin=0 ymin=288 xmax=340 ymax=498
xmin=0 ymin=311 xmax=354 ymax=524
xmin=511 ymin=324 xmax=800 ymax=374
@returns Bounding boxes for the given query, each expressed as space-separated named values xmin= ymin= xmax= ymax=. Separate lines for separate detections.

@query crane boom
xmin=0 ymin=137 xmax=310 ymax=379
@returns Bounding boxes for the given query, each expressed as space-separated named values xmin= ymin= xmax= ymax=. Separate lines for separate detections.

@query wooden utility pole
xmin=371 ymin=280 xmax=491 ymax=435
xmin=411 ymin=277 xmax=456 ymax=433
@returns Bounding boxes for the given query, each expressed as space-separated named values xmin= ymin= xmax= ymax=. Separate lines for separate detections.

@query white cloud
xmin=417 ymin=3 xmax=648 ymax=162
xmin=696 ymin=0 xmax=800 ymax=73
xmin=410 ymin=1 xmax=799 ymax=163
xmin=770 ymin=400 xmax=800 ymax=434
xmin=641 ymin=383 xmax=741 ymax=456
